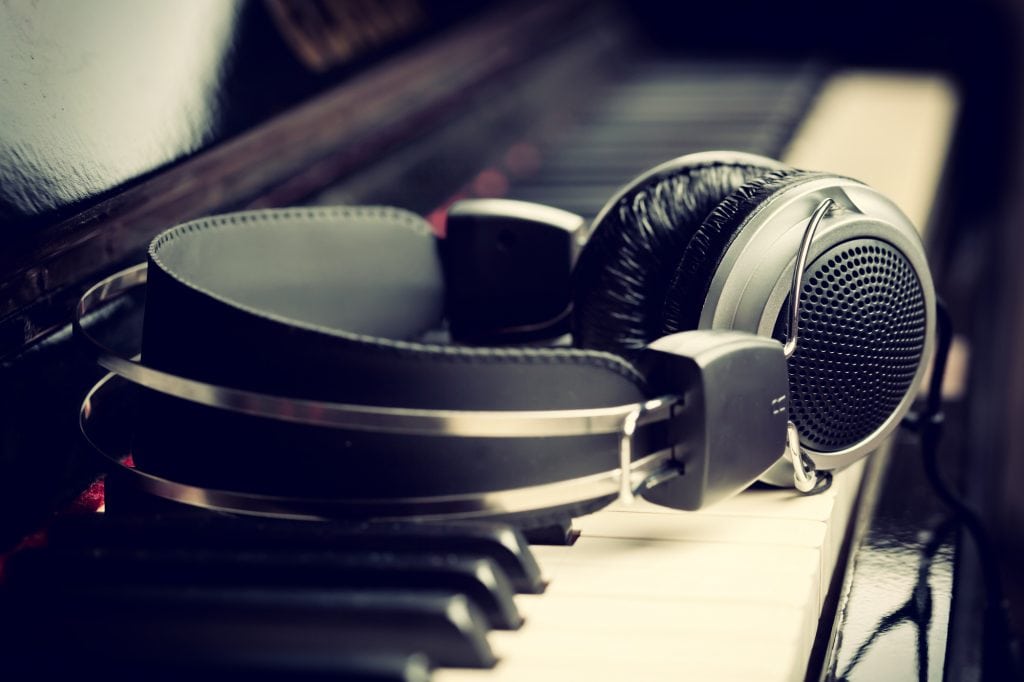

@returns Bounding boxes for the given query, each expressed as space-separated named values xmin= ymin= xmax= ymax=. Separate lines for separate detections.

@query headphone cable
xmin=904 ymin=300 xmax=1021 ymax=679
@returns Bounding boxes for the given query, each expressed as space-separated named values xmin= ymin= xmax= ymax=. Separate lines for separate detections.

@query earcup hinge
xmin=637 ymin=330 xmax=791 ymax=510
xmin=441 ymin=199 xmax=584 ymax=343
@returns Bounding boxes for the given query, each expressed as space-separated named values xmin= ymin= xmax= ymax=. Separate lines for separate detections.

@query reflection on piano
xmin=0 ymin=1 xmax=959 ymax=680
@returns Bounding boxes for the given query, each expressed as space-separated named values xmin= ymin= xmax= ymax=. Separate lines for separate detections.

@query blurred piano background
xmin=1 ymin=0 xmax=1022 ymax=680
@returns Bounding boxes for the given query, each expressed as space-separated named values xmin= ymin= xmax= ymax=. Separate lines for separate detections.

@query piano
xmin=0 ymin=0 xmax=989 ymax=679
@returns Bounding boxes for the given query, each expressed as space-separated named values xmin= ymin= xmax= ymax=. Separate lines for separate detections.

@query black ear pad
xmin=572 ymin=159 xmax=783 ymax=356
xmin=662 ymin=169 xmax=828 ymax=333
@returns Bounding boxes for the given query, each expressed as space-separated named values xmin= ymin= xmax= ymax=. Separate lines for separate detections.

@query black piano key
xmin=4 ymin=649 xmax=432 ymax=682
xmin=545 ymin=131 xmax=776 ymax=157
xmin=6 ymin=546 xmax=523 ymax=630
xmin=496 ymin=59 xmax=820 ymax=219
xmin=46 ymin=513 xmax=545 ymax=594
xmin=521 ymin=518 xmax=579 ymax=546
xmin=534 ymin=131 xmax=786 ymax=167
xmin=2 ymin=584 xmax=496 ymax=669
xmin=551 ymin=126 xmax=792 ymax=152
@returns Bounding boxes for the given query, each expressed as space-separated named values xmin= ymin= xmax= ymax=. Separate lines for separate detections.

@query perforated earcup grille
xmin=773 ymin=238 xmax=927 ymax=452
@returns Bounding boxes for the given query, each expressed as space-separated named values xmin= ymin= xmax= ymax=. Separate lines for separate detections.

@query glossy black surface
xmin=47 ymin=514 xmax=545 ymax=593
xmin=825 ymin=406 xmax=966 ymax=681
xmin=0 ymin=0 xmax=470 ymax=228
xmin=2 ymin=1 xmax=254 ymax=224
xmin=0 ymin=0 xmax=565 ymax=548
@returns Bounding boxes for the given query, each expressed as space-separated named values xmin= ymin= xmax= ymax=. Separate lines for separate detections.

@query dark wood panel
xmin=0 ymin=0 xmax=603 ymax=358
xmin=0 ymin=0 xmax=472 ymax=227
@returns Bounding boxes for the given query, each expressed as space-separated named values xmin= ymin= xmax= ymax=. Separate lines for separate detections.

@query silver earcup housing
xmin=698 ymin=177 xmax=936 ymax=483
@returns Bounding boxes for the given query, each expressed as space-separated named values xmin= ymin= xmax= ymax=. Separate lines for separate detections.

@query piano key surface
xmin=45 ymin=514 xmax=545 ymax=594
xmin=435 ymin=465 xmax=862 ymax=682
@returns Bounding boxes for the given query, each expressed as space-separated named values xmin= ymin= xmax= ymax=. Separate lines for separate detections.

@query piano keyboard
xmin=0 ymin=60 xmax=955 ymax=681
xmin=484 ymin=59 xmax=822 ymax=219
xmin=431 ymin=467 xmax=864 ymax=682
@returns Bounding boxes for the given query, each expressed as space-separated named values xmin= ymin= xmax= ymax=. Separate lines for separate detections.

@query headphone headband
xmin=76 ymin=260 xmax=791 ymax=521
xmin=72 ymin=152 xmax=934 ymax=523
xmin=76 ymin=264 xmax=675 ymax=438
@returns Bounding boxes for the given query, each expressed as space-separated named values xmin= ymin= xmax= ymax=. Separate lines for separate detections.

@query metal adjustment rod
xmin=784 ymin=197 xmax=833 ymax=360
xmin=618 ymin=398 xmax=675 ymax=504
xmin=784 ymin=198 xmax=835 ymax=495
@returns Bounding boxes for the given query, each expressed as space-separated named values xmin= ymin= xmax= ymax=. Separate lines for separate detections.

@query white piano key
xmin=782 ymin=71 xmax=958 ymax=230
xmin=513 ymin=593 xmax=811 ymax=642
xmin=489 ymin=629 xmax=805 ymax=676
xmin=576 ymin=508 xmax=828 ymax=549
xmin=436 ymin=657 xmax=797 ymax=682
xmin=437 ymin=627 xmax=805 ymax=682
xmin=537 ymin=560 xmax=818 ymax=610
xmin=533 ymin=537 xmax=820 ymax=631
xmin=536 ymin=535 xmax=819 ymax=579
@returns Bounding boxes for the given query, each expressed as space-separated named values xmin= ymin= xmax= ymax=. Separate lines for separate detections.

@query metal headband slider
xmin=80 ymin=373 xmax=684 ymax=519
xmin=74 ymin=263 xmax=681 ymax=440
xmin=638 ymin=330 xmax=792 ymax=511
xmin=618 ymin=397 xmax=677 ymax=505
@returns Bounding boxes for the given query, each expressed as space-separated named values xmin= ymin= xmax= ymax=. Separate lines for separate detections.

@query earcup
xmin=572 ymin=154 xmax=784 ymax=357
xmin=662 ymin=169 xmax=829 ymax=333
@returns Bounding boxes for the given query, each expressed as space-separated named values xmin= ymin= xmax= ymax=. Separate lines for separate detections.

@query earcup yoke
xmin=569 ymin=153 xmax=933 ymax=480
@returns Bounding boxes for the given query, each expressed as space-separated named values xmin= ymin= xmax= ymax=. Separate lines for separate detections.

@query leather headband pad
xmin=148 ymin=206 xmax=446 ymax=341
xmin=134 ymin=207 xmax=648 ymax=514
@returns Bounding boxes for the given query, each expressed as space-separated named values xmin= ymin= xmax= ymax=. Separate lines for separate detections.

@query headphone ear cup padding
xmin=662 ymin=169 xmax=828 ymax=333
xmin=572 ymin=160 xmax=782 ymax=356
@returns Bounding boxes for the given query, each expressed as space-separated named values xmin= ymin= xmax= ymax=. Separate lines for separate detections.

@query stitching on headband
xmin=146 ymin=207 xmax=648 ymax=389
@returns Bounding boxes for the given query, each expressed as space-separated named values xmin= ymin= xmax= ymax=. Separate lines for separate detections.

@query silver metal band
xmin=783 ymin=198 xmax=834 ymax=359
xmin=81 ymin=372 xmax=682 ymax=519
xmin=786 ymin=422 xmax=832 ymax=494
xmin=74 ymin=263 xmax=680 ymax=438
xmin=618 ymin=398 xmax=672 ymax=504
xmin=778 ymin=199 xmax=837 ymax=493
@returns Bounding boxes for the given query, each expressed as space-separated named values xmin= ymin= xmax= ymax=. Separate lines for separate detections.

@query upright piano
xmin=0 ymin=1 xmax=966 ymax=680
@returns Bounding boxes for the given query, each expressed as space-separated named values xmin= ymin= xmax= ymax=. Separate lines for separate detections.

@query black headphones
xmin=77 ymin=151 xmax=935 ymax=527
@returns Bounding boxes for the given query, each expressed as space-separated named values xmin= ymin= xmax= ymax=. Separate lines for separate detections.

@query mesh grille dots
xmin=774 ymin=238 xmax=927 ymax=452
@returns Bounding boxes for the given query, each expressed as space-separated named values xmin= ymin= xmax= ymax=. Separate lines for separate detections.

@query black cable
xmin=904 ymin=300 xmax=1021 ymax=680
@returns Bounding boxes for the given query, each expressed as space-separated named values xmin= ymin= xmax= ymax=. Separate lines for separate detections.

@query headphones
xmin=76 ymin=151 xmax=935 ymax=527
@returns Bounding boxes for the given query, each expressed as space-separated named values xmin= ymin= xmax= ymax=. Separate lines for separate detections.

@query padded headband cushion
xmin=572 ymin=158 xmax=782 ymax=357
xmin=662 ymin=169 xmax=827 ymax=333
xmin=134 ymin=207 xmax=650 ymax=522
xmin=143 ymin=206 xmax=645 ymax=410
